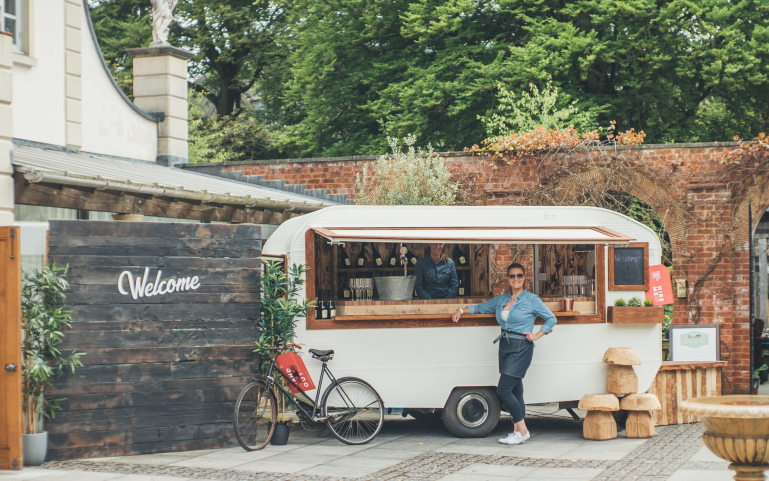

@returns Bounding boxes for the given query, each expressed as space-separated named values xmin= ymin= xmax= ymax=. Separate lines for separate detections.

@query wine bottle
xmin=408 ymin=250 xmax=418 ymax=266
xmin=340 ymin=246 xmax=352 ymax=267
xmin=455 ymin=244 xmax=468 ymax=266
xmin=388 ymin=244 xmax=398 ymax=266
xmin=356 ymin=245 xmax=366 ymax=267
xmin=371 ymin=243 xmax=383 ymax=267
xmin=343 ymin=278 xmax=351 ymax=300
xmin=316 ymin=289 xmax=324 ymax=319
xmin=327 ymin=289 xmax=336 ymax=318
xmin=458 ymin=278 xmax=465 ymax=296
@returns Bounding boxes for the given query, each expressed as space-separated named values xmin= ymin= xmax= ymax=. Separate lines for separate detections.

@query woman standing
xmin=451 ymin=263 xmax=556 ymax=445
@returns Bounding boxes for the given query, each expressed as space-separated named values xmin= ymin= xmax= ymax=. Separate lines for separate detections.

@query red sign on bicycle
xmin=276 ymin=352 xmax=316 ymax=393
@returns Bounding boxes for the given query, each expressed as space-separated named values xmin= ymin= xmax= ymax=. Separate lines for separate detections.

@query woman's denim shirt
xmin=468 ymin=290 xmax=557 ymax=334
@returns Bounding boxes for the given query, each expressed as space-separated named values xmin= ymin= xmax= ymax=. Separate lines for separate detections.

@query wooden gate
xmin=45 ymin=221 xmax=261 ymax=460
xmin=0 ymin=227 xmax=22 ymax=470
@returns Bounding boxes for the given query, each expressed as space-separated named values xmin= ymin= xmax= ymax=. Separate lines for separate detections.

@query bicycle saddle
xmin=309 ymin=349 xmax=334 ymax=358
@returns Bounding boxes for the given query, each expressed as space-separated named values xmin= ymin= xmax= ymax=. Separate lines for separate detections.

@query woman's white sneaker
xmin=498 ymin=432 xmax=517 ymax=444
xmin=502 ymin=431 xmax=530 ymax=445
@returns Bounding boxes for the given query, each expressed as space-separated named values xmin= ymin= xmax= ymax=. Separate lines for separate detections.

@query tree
xmin=88 ymin=0 xmax=152 ymax=98
xmin=355 ymin=134 xmax=458 ymax=205
xmin=500 ymin=0 xmax=769 ymax=143
xmin=173 ymin=0 xmax=289 ymax=116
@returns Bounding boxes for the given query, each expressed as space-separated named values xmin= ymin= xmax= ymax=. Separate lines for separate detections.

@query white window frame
xmin=2 ymin=0 xmax=22 ymax=53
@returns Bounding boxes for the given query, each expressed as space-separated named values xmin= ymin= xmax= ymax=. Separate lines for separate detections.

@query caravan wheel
xmin=441 ymin=387 xmax=500 ymax=438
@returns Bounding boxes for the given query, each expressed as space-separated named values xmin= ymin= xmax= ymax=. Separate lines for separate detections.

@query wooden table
xmin=647 ymin=361 xmax=726 ymax=426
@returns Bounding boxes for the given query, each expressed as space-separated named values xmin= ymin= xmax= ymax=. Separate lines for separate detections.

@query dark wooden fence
xmin=45 ymin=221 xmax=261 ymax=460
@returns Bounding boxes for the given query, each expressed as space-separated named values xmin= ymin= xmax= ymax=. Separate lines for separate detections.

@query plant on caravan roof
xmin=21 ymin=263 xmax=85 ymax=434
xmin=355 ymin=134 xmax=458 ymax=206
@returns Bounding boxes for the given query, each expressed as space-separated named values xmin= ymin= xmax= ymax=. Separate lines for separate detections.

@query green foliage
xmin=88 ymin=0 xmax=152 ymax=99
xmin=614 ymin=298 xmax=626 ymax=307
xmin=174 ymin=0 xmax=289 ymax=116
xmin=663 ymin=304 xmax=673 ymax=339
xmin=256 ymin=261 xmax=313 ymax=359
xmin=188 ymin=92 xmax=273 ymax=163
xmin=627 ymin=296 xmax=644 ymax=307
xmin=355 ymin=135 xmax=458 ymax=205
xmin=644 ymin=298 xmax=654 ymax=307
xmin=753 ymin=364 xmax=768 ymax=383
xmin=21 ymin=264 xmax=84 ymax=434
xmin=479 ymin=80 xmax=599 ymax=139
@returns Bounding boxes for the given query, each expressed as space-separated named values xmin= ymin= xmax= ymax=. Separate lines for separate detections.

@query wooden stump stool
xmin=620 ymin=394 xmax=661 ymax=438
xmin=578 ymin=394 xmax=620 ymax=441
xmin=603 ymin=347 xmax=641 ymax=396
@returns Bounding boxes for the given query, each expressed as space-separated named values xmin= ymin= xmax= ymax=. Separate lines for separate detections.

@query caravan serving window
xmin=305 ymin=229 xmax=610 ymax=330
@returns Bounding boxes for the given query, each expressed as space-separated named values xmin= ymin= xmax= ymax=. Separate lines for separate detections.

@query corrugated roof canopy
xmin=12 ymin=145 xmax=337 ymax=213
xmin=314 ymin=226 xmax=635 ymax=244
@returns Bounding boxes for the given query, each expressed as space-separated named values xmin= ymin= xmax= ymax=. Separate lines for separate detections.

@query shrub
xmin=627 ymin=296 xmax=644 ymax=307
xmin=355 ymin=134 xmax=458 ymax=205
xmin=614 ymin=298 xmax=626 ymax=307
xmin=643 ymin=298 xmax=654 ymax=307
xmin=21 ymin=264 xmax=84 ymax=434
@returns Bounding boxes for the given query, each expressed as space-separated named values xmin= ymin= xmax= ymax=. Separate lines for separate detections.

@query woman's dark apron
xmin=495 ymin=331 xmax=534 ymax=378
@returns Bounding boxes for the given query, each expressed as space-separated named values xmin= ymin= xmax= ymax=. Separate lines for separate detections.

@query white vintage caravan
xmin=262 ymin=206 xmax=663 ymax=436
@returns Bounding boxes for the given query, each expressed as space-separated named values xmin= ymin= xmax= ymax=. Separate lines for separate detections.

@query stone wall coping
xmin=181 ymin=141 xmax=742 ymax=169
xmin=126 ymin=46 xmax=195 ymax=60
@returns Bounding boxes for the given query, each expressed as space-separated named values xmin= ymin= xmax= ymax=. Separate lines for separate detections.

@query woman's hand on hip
xmin=525 ymin=331 xmax=544 ymax=342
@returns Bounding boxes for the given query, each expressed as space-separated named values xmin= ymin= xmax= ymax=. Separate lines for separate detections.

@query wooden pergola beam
xmin=13 ymin=172 xmax=296 ymax=224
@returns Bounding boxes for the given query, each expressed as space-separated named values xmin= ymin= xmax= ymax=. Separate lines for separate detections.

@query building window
xmin=3 ymin=0 xmax=21 ymax=53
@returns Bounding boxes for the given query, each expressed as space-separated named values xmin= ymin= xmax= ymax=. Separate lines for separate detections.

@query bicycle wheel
xmin=234 ymin=381 xmax=277 ymax=451
xmin=321 ymin=377 xmax=384 ymax=445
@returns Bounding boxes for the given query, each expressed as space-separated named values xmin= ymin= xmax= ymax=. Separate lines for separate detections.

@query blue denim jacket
xmin=414 ymin=255 xmax=459 ymax=299
xmin=468 ymin=290 xmax=557 ymax=334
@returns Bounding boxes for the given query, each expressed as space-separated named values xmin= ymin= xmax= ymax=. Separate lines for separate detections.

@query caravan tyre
xmin=441 ymin=387 xmax=500 ymax=438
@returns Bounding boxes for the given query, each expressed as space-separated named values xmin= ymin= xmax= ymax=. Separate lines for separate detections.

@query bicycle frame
xmin=261 ymin=357 xmax=337 ymax=421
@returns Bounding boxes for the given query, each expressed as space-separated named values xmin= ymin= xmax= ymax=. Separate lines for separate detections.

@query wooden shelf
xmin=553 ymin=311 xmax=580 ymax=317
xmin=338 ymin=266 xmax=472 ymax=272
xmin=329 ymin=313 xmax=604 ymax=325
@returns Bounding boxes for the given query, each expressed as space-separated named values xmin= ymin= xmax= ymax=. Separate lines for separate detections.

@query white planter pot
xmin=22 ymin=431 xmax=47 ymax=466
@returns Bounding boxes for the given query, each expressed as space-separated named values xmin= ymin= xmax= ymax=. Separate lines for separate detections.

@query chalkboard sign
xmin=609 ymin=243 xmax=649 ymax=291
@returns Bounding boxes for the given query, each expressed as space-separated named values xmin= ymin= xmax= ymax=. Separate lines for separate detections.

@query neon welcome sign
xmin=118 ymin=268 xmax=200 ymax=300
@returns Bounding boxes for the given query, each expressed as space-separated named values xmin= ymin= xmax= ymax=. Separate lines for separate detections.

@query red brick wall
xmin=208 ymin=142 xmax=761 ymax=393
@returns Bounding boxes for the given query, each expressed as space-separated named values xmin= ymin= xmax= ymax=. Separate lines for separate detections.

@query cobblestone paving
xmin=39 ymin=423 xmax=710 ymax=481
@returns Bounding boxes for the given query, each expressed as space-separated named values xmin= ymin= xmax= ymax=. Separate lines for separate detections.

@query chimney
xmin=127 ymin=46 xmax=193 ymax=167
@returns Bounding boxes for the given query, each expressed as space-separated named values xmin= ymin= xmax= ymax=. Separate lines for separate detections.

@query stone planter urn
xmin=681 ymin=396 xmax=769 ymax=481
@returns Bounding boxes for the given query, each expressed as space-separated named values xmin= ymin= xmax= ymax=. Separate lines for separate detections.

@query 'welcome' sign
xmin=118 ymin=267 xmax=201 ymax=300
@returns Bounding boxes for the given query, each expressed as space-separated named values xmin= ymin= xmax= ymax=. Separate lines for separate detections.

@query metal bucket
xmin=561 ymin=298 xmax=574 ymax=312
xmin=375 ymin=276 xmax=417 ymax=301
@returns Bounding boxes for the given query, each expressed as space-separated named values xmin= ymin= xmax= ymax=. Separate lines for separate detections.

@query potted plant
xmin=255 ymin=260 xmax=314 ymax=445
xmin=607 ymin=296 xmax=665 ymax=324
xmin=20 ymin=264 xmax=84 ymax=466
xmin=753 ymin=364 xmax=768 ymax=394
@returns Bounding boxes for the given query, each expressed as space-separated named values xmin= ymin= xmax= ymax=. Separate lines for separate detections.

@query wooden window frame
xmin=305 ymin=229 xmax=607 ymax=330
xmin=608 ymin=242 xmax=649 ymax=291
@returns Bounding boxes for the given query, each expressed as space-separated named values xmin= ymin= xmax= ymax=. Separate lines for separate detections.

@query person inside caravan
xmin=451 ymin=262 xmax=556 ymax=445
xmin=414 ymin=243 xmax=459 ymax=299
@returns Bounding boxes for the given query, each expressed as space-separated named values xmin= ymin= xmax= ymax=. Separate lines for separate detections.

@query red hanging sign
xmin=645 ymin=264 xmax=674 ymax=306
xmin=275 ymin=352 xmax=316 ymax=393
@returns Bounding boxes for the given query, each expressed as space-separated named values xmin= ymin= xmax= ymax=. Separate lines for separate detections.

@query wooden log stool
xmin=620 ymin=394 xmax=661 ymax=438
xmin=578 ymin=394 xmax=620 ymax=441
xmin=603 ymin=347 xmax=641 ymax=396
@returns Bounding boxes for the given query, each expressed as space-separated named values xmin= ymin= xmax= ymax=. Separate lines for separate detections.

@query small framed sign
xmin=609 ymin=242 xmax=649 ymax=291
xmin=669 ymin=324 xmax=720 ymax=362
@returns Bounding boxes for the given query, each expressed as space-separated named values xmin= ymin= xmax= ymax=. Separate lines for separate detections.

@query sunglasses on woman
xmin=508 ymin=273 xmax=525 ymax=279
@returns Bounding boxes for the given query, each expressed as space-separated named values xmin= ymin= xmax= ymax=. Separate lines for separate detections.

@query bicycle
xmin=234 ymin=345 xmax=385 ymax=450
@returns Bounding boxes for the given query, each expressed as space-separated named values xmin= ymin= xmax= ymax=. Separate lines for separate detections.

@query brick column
xmin=126 ymin=46 xmax=193 ymax=166
xmin=0 ymin=32 xmax=13 ymax=226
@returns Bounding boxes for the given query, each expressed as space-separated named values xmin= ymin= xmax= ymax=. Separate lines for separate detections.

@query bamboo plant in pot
xmin=255 ymin=261 xmax=313 ymax=445
xmin=21 ymin=264 xmax=84 ymax=465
